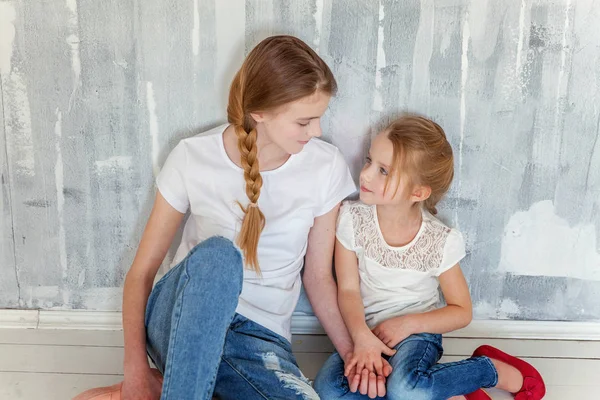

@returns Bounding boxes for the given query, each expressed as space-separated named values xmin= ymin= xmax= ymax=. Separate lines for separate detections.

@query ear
xmin=411 ymin=185 xmax=431 ymax=202
xmin=249 ymin=111 xmax=267 ymax=123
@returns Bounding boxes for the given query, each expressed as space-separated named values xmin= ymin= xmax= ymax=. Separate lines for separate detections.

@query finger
xmin=347 ymin=365 xmax=357 ymax=380
xmin=382 ymin=359 xmax=393 ymax=377
xmin=377 ymin=375 xmax=386 ymax=397
xmin=344 ymin=359 xmax=357 ymax=377
xmin=357 ymin=360 xmax=365 ymax=374
xmin=368 ymin=372 xmax=377 ymax=399
xmin=349 ymin=372 xmax=361 ymax=393
xmin=359 ymin=369 xmax=369 ymax=395
xmin=368 ymin=360 xmax=377 ymax=373
xmin=382 ymin=344 xmax=397 ymax=356
xmin=374 ymin=358 xmax=383 ymax=377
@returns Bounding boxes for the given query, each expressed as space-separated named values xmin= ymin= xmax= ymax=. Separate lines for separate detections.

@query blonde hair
xmin=227 ymin=35 xmax=336 ymax=272
xmin=385 ymin=115 xmax=454 ymax=215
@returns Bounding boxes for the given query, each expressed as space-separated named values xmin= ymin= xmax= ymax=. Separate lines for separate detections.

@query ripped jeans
xmin=145 ymin=236 xmax=318 ymax=400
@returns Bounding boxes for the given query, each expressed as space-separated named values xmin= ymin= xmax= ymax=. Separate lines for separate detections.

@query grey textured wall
xmin=1 ymin=0 xmax=599 ymax=323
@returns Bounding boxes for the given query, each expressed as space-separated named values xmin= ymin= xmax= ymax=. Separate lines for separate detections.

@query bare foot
xmin=490 ymin=358 xmax=524 ymax=393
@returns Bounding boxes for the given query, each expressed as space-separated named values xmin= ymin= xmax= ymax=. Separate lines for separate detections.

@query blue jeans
xmin=144 ymin=236 xmax=319 ymax=400
xmin=314 ymin=333 xmax=498 ymax=400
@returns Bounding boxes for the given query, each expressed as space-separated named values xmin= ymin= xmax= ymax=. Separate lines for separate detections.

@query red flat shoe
xmin=473 ymin=345 xmax=546 ymax=400
xmin=464 ymin=388 xmax=492 ymax=399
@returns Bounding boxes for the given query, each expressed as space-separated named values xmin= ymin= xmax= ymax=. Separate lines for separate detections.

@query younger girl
xmin=314 ymin=116 xmax=545 ymax=400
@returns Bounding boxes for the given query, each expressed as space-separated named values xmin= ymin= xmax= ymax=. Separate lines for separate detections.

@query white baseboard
xmin=291 ymin=314 xmax=600 ymax=341
xmin=1 ymin=309 xmax=599 ymax=341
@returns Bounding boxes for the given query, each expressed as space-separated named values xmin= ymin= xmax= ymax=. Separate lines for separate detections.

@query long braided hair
xmin=226 ymin=35 xmax=336 ymax=272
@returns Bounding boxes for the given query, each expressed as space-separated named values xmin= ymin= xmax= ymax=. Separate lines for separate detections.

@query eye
xmin=379 ymin=167 xmax=388 ymax=176
xmin=365 ymin=156 xmax=372 ymax=164
xmin=298 ymin=121 xmax=309 ymax=127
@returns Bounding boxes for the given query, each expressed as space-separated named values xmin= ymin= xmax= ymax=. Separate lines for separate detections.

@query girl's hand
xmin=347 ymin=357 xmax=393 ymax=398
xmin=344 ymin=331 xmax=396 ymax=378
xmin=372 ymin=315 xmax=417 ymax=348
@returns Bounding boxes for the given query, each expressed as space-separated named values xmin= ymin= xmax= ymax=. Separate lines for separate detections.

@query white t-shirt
xmin=156 ymin=124 xmax=356 ymax=340
xmin=336 ymin=201 xmax=466 ymax=329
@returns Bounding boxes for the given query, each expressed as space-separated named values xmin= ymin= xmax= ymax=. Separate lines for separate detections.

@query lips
xmin=360 ymin=185 xmax=372 ymax=193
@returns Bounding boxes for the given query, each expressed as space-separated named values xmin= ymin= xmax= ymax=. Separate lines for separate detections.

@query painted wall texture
xmin=1 ymin=0 xmax=599 ymax=323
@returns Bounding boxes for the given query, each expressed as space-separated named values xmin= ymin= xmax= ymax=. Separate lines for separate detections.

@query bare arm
xmin=122 ymin=191 xmax=185 ymax=377
xmin=335 ymin=238 xmax=371 ymax=342
xmin=336 ymin=236 xmax=395 ymax=368
xmin=302 ymin=204 xmax=354 ymax=361
xmin=409 ymin=264 xmax=473 ymax=333
xmin=335 ymin=228 xmax=395 ymax=398
xmin=373 ymin=264 xmax=473 ymax=347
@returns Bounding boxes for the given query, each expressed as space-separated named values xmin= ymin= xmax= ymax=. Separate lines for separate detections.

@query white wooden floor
xmin=0 ymin=328 xmax=598 ymax=399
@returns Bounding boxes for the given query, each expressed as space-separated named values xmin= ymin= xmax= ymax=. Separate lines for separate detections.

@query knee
xmin=386 ymin=375 xmax=436 ymax=400
xmin=185 ymin=236 xmax=243 ymax=288
xmin=387 ymin=387 xmax=435 ymax=400
xmin=312 ymin=374 xmax=337 ymax=398
xmin=313 ymin=354 xmax=346 ymax=399
xmin=313 ymin=380 xmax=344 ymax=400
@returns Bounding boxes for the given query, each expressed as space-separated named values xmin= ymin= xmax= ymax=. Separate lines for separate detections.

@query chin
xmin=359 ymin=192 xmax=375 ymax=204
xmin=287 ymin=143 xmax=307 ymax=154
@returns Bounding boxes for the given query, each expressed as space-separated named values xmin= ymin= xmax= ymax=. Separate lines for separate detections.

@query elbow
xmin=302 ymin=273 xmax=323 ymax=295
xmin=450 ymin=303 xmax=472 ymax=329
xmin=460 ymin=305 xmax=473 ymax=329
xmin=303 ymin=268 xmax=334 ymax=288
xmin=338 ymin=288 xmax=360 ymax=303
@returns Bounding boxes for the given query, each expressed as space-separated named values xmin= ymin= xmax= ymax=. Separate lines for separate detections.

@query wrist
xmin=402 ymin=314 xmax=421 ymax=335
xmin=350 ymin=325 xmax=374 ymax=343
xmin=124 ymin=358 xmax=151 ymax=378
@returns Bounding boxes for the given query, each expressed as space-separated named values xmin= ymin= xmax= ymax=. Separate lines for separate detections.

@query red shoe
xmin=465 ymin=389 xmax=492 ymax=399
xmin=473 ymin=345 xmax=546 ymax=400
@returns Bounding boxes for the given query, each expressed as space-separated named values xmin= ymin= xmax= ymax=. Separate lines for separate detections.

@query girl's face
xmin=251 ymin=91 xmax=331 ymax=155
xmin=359 ymin=132 xmax=420 ymax=206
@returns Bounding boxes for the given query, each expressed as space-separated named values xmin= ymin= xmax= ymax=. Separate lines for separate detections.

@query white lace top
xmin=336 ymin=201 xmax=466 ymax=329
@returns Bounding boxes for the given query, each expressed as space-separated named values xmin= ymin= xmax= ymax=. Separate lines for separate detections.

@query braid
xmin=225 ymin=35 xmax=338 ymax=273
xmin=235 ymin=126 xmax=263 ymax=205
xmin=228 ymin=70 xmax=265 ymax=273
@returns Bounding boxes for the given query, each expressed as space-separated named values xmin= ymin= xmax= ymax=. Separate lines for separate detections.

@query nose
xmin=308 ymin=120 xmax=322 ymax=138
xmin=360 ymin=165 xmax=372 ymax=183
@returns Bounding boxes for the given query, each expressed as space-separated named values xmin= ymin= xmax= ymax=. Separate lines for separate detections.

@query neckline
xmin=372 ymin=204 xmax=425 ymax=250
xmin=218 ymin=124 xmax=298 ymax=175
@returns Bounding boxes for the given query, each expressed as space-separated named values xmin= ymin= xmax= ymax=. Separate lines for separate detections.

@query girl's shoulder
xmin=181 ymin=124 xmax=227 ymax=146
xmin=418 ymin=211 xmax=466 ymax=274
xmin=304 ymin=137 xmax=342 ymax=157
xmin=419 ymin=211 xmax=465 ymax=254
xmin=300 ymin=139 xmax=351 ymax=177
xmin=339 ymin=200 xmax=373 ymax=235
xmin=171 ymin=124 xmax=227 ymax=164
xmin=337 ymin=201 xmax=373 ymax=251
xmin=421 ymin=210 xmax=458 ymax=235
xmin=340 ymin=200 xmax=372 ymax=218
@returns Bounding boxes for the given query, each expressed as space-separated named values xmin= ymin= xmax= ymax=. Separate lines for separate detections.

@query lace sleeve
xmin=336 ymin=202 xmax=356 ymax=251
xmin=435 ymin=229 xmax=466 ymax=276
